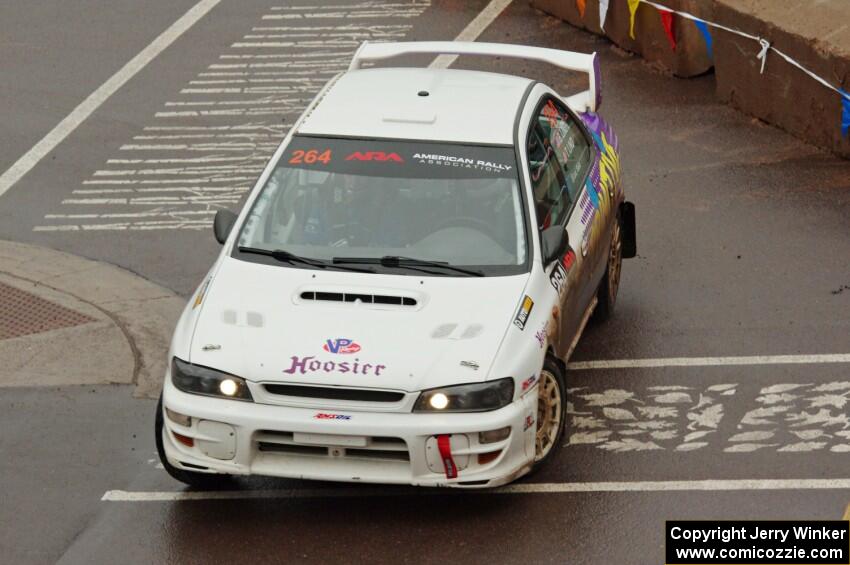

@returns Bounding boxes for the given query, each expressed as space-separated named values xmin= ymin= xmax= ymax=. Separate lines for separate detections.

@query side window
xmin=538 ymin=99 xmax=593 ymax=203
xmin=528 ymin=124 xmax=569 ymax=230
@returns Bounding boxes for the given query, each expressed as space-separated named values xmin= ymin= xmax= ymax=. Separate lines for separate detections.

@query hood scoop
xmin=297 ymin=289 xmax=420 ymax=309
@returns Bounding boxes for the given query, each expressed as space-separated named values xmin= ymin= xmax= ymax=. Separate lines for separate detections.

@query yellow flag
xmin=628 ymin=0 xmax=641 ymax=38
xmin=576 ymin=0 xmax=587 ymax=18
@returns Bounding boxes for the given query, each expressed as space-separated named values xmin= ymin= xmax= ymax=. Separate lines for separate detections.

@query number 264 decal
xmin=289 ymin=149 xmax=332 ymax=165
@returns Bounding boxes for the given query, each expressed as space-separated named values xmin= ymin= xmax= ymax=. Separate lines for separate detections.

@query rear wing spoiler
xmin=348 ymin=41 xmax=601 ymax=112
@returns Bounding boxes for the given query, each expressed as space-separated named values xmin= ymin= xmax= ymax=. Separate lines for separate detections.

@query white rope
xmin=771 ymin=45 xmax=850 ymax=100
xmin=756 ymin=39 xmax=770 ymax=74
xmin=635 ymin=0 xmax=850 ymax=101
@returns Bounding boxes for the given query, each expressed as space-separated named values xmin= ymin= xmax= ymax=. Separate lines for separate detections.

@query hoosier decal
xmin=284 ymin=356 xmax=386 ymax=376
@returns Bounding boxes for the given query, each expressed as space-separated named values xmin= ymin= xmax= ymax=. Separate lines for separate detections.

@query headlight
xmin=413 ymin=378 xmax=514 ymax=413
xmin=171 ymin=357 xmax=253 ymax=401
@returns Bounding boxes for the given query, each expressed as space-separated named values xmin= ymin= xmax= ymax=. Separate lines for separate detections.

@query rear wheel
xmin=532 ymin=356 xmax=567 ymax=468
xmin=594 ymin=214 xmax=623 ymax=322
xmin=155 ymin=394 xmax=235 ymax=490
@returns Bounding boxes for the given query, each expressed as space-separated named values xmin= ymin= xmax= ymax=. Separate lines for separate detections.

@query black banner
xmin=283 ymin=135 xmax=517 ymax=179
xmin=666 ymin=521 xmax=849 ymax=564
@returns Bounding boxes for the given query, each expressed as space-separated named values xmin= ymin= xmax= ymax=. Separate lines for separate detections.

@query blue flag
xmin=841 ymin=89 xmax=850 ymax=138
xmin=694 ymin=20 xmax=713 ymax=59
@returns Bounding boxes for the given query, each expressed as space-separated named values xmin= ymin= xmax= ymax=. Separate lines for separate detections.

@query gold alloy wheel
xmin=535 ymin=369 xmax=562 ymax=462
xmin=607 ymin=220 xmax=623 ymax=308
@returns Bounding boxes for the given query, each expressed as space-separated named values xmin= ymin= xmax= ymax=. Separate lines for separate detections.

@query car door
xmin=543 ymin=98 xmax=608 ymax=323
xmin=526 ymin=96 xmax=595 ymax=359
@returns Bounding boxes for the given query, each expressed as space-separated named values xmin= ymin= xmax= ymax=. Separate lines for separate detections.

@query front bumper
xmin=161 ymin=379 xmax=537 ymax=488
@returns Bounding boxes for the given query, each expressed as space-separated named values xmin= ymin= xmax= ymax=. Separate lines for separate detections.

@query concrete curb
xmin=532 ymin=0 xmax=850 ymax=158
xmin=0 ymin=240 xmax=184 ymax=398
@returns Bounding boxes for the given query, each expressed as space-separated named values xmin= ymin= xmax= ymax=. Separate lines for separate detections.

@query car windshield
xmin=235 ymin=136 xmax=528 ymax=276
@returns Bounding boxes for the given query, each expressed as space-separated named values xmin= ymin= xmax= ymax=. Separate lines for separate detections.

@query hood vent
xmin=299 ymin=290 xmax=417 ymax=307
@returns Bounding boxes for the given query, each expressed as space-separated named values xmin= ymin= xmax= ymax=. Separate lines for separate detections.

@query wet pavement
xmin=1 ymin=0 xmax=849 ymax=564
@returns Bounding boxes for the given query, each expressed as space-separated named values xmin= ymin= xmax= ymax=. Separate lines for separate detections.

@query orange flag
xmin=628 ymin=0 xmax=641 ymax=39
xmin=576 ymin=0 xmax=587 ymax=18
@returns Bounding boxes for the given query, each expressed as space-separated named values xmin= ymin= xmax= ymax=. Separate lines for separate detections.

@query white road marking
xmin=262 ymin=7 xmax=426 ymax=20
xmin=0 ymin=0 xmax=221 ymax=199
xmin=132 ymin=133 xmax=277 ymax=140
xmin=72 ymin=186 xmax=248 ymax=195
xmin=179 ymin=86 xmax=318 ymax=94
xmin=162 ymin=99 xmax=308 ymax=108
xmin=32 ymin=0 xmax=444 ymax=232
xmin=429 ymin=0 xmax=514 ymax=69
xmin=142 ymin=124 xmax=286 ymax=132
xmin=188 ymin=77 xmax=330 ymax=85
xmin=101 ymin=478 xmax=850 ymax=501
xmin=154 ymin=107 xmax=304 ymax=117
xmin=217 ymin=51 xmax=352 ymax=60
xmin=197 ymin=70 xmax=333 ymax=77
xmin=46 ymin=210 xmax=216 ymax=220
xmin=81 ymin=176 xmax=256 ymax=186
xmin=232 ymin=41 xmax=360 ymax=48
xmin=569 ymin=379 xmax=850 ymax=453
xmin=568 ymin=354 xmax=850 ymax=371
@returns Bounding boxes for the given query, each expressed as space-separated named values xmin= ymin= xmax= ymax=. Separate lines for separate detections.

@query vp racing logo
xmin=323 ymin=338 xmax=361 ymax=354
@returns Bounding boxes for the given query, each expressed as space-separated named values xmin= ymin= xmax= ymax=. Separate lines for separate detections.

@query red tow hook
xmin=437 ymin=434 xmax=458 ymax=479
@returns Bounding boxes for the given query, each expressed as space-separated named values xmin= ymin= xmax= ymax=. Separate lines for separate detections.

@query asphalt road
xmin=1 ymin=0 xmax=849 ymax=564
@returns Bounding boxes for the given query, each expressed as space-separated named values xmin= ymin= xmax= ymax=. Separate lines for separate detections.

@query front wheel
xmin=155 ymin=394 xmax=235 ymax=490
xmin=532 ymin=356 xmax=567 ymax=469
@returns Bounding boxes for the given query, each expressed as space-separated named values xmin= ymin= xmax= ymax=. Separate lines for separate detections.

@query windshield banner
xmin=283 ymin=136 xmax=517 ymax=180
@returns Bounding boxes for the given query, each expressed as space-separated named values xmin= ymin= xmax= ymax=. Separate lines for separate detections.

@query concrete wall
xmin=532 ymin=0 xmax=850 ymax=158
xmin=713 ymin=0 xmax=850 ymax=158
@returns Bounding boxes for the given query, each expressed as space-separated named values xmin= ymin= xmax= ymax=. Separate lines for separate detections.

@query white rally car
xmin=156 ymin=42 xmax=636 ymax=488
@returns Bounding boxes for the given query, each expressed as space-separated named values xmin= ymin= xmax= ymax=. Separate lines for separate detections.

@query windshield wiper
xmin=238 ymin=247 xmax=375 ymax=273
xmin=332 ymin=255 xmax=484 ymax=277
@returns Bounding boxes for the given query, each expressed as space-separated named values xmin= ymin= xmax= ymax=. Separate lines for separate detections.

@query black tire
xmin=594 ymin=212 xmax=623 ymax=323
xmin=530 ymin=355 xmax=568 ymax=472
xmin=155 ymin=394 xmax=235 ymax=490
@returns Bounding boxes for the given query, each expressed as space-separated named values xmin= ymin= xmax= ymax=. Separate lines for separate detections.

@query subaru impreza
xmin=155 ymin=41 xmax=636 ymax=488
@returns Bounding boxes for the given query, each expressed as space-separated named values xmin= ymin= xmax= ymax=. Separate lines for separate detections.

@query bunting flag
xmin=694 ymin=20 xmax=713 ymax=59
xmin=599 ymin=0 xmax=610 ymax=30
xmin=628 ymin=0 xmax=640 ymax=39
xmin=659 ymin=10 xmax=676 ymax=51
xmin=623 ymin=0 xmax=850 ymax=139
xmin=576 ymin=0 xmax=586 ymax=19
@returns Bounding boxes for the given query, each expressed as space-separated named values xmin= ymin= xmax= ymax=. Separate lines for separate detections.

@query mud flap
xmin=621 ymin=201 xmax=637 ymax=258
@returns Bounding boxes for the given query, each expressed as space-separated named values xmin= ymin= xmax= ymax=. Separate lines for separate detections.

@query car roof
xmin=296 ymin=67 xmax=534 ymax=146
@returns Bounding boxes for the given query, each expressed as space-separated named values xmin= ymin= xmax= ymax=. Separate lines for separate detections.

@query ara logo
xmin=323 ymin=338 xmax=361 ymax=354
xmin=345 ymin=151 xmax=404 ymax=162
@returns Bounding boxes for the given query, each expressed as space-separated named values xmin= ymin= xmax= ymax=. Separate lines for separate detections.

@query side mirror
xmin=541 ymin=226 xmax=569 ymax=266
xmin=213 ymin=209 xmax=238 ymax=245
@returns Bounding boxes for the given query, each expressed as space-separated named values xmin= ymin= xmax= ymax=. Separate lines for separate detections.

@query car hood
xmin=189 ymin=257 xmax=530 ymax=392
